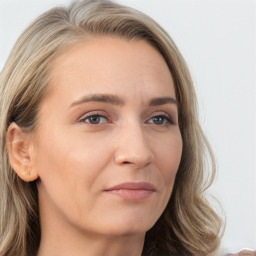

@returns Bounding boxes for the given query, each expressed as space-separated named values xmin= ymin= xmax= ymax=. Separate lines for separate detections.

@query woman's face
xmin=32 ymin=37 xmax=182 ymax=237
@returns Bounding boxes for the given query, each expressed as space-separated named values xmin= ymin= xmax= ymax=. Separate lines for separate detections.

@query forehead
xmin=46 ymin=36 xmax=175 ymax=103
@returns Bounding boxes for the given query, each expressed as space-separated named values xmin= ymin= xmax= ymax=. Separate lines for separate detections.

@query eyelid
xmin=147 ymin=112 xmax=176 ymax=125
xmin=77 ymin=110 xmax=177 ymax=126
xmin=149 ymin=115 xmax=173 ymax=125
xmin=78 ymin=111 xmax=110 ymax=123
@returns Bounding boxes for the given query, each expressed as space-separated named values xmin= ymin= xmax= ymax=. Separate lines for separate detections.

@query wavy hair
xmin=0 ymin=0 xmax=222 ymax=255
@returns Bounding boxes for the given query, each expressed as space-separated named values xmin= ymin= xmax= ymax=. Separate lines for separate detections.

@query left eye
xmin=148 ymin=115 xmax=172 ymax=125
xmin=83 ymin=115 xmax=108 ymax=124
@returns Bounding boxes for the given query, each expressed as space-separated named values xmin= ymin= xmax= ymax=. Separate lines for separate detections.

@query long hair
xmin=0 ymin=1 xmax=222 ymax=255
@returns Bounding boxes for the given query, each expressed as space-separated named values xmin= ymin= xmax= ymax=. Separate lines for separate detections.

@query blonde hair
xmin=0 ymin=0 xmax=222 ymax=255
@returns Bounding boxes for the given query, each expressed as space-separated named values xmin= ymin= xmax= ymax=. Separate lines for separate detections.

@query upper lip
xmin=105 ymin=182 xmax=156 ymax=191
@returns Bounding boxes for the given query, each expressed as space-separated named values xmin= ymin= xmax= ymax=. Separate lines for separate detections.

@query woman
xmin=0 ymin=0 xmax=222 ymax=255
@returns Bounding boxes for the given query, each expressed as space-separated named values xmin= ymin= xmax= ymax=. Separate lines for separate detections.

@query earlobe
xmin=6 ymin=122 xmax=38 ymax=182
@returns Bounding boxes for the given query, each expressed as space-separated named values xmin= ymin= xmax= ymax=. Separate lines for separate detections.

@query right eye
xmin=80 ymin=114 xmax=108 ymax=125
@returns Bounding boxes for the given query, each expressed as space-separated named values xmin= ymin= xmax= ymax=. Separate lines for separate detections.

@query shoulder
xmin=227 ymin=249 xmax=256 ymax=256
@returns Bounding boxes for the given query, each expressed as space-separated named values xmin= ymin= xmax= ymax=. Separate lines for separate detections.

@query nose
xmin=114 ymin=122 xmax=154 ymax=169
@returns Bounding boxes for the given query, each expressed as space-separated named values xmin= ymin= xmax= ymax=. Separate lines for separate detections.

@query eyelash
xmin=148 ymin=114 xmax=174 ymax=126
xmin=79 ymin=113 xmax=109 ymax=125
xmin=79 ymin=112 xmax=174 ymax=126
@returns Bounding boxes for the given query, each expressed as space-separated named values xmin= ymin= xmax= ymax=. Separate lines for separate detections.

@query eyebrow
xmin=70 ymin=94 xmax=124 ymax=108
xmin=69 ymin=93 xmax=177 ymax=108
xmin=149 ymin=97 xmax=177 ymax=106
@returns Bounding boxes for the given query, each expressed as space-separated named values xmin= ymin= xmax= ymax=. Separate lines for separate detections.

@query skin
xmin=228 ymin=249 xmax=256 ymax=256
xmin=9 ymin=37 xmax=183 ymax=256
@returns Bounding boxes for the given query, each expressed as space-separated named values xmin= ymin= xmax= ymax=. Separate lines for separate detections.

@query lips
xmin=104 ymin=182 xmax=156 ymax=200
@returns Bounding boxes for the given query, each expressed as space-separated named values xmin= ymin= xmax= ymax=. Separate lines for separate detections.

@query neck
xmin=37 ymin=214 xmax=145 ymax=256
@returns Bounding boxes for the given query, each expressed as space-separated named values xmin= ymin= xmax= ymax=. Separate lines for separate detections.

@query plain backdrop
xmin=0 ymin=0 xmax=255 ymax=253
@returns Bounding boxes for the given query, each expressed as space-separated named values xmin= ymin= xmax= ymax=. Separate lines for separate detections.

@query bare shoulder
xmin=227 ymin=249 xmax=256 ymax=256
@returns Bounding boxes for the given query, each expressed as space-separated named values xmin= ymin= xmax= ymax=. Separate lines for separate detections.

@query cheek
xmin=34 ymin=128 xmax=112 ymax=187
xmin=34 ymin=129 xmax=113 ymax=221
xmin=154 ymin=133 xmax=183 ymax=187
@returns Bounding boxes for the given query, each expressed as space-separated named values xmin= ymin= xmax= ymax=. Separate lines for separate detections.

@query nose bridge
xmin=114 ymin=119 xmax=154 ymax=168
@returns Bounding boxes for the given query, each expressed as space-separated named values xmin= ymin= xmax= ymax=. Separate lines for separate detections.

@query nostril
xmin=114 ymin=147 xmax=154 ymax=168
xmin=123 ymin=161 xmax=132 ymax=164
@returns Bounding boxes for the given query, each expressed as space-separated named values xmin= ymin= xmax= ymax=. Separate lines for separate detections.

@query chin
xmin=97 ymin=215 xmax=157 ymax=237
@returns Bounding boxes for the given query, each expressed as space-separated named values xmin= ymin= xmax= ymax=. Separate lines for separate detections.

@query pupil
xmin=89 ymin=116 xmax=100 ymax=124
xmin=153 ymin=116 xmax=164 ymax=124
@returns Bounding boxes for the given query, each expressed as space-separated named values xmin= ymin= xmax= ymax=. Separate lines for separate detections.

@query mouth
xmin=104 ymin=182 xmax=156 ymax=200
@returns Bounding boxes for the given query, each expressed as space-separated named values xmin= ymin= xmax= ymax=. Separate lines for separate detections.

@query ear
xmin=6 ymin=122 xmax=38 ymax=182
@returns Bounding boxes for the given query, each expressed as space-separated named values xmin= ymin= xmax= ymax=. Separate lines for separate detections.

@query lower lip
xmin=105 ymin=189 xmax=154 ymax=200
